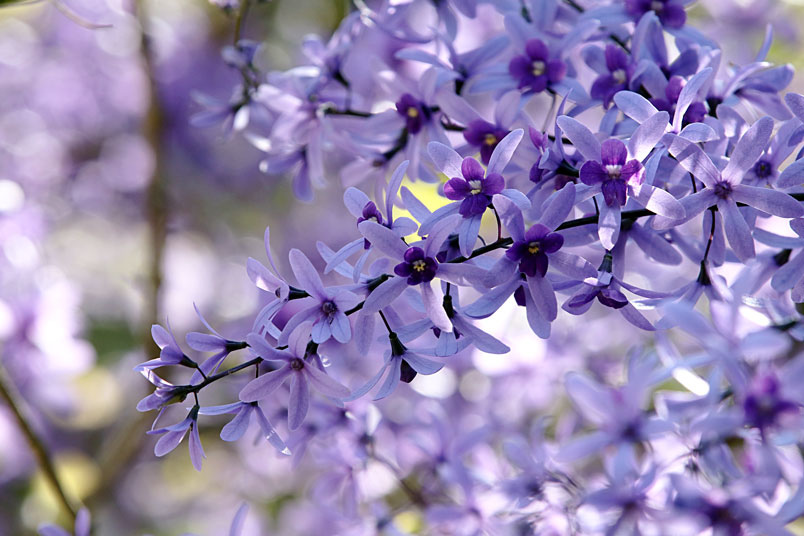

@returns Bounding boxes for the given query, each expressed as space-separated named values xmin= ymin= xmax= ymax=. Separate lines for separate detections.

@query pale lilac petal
xmin=731 ymin=184 xmax=804 ymax=218
xmin=629 ymin=182 xmax=685 ymax=219
xmin=613 ymin=91 xmax=660 ymax=123
xmin=720 ymin=199 xmax=755 ymax=261
xmin=679 ymin=122 xmax=717 ymax=142
xmin=458 ymin=214 xmax=483 ymax=257
xmin=358 ymin=220 xmax=409 ymax=258
xmin=239 ymin=366 xmax=292 ymax=402
xmin=276 ymin=306 xmax=320 ymax=346
xmin=287 ymin=373 xmax=309 ymax=430
xmin=556 ymin=116 xmax=602 ymax=162
xmin=305 ymin=365 xmax=350 ymax=398
xmin=343 ymin=187 xmax=371 ymax=218
xmin=487 ymin=128 xmax=524 ymax=175
xmin=289 ymin=249 xmax=326 ymax=300
xmin=492 ymin=195 xmax=525 ymax=241
xmin=310 ymin=317 xmax=332 ymax=344
xmin=549 ymin=251 xmax=596 ymax=279
xmin=229 ymin=504 xmax=250 ymax=536
xmin=424 ymin=213 xmax=462 ymax=258
xmin=362 ymin=276 xmax=408 ymax=313
xmin=188 ymin=423 xmax=205 ymax=471
xmin=777 ymin=159 xmax=804 ymax=188
xmin=386 ymin=160 xmax=410 ymax=221
xmin=198 ymin=402 xmax=243 ymax=416
xmin=435 ymin=330 xmax=458 ymax=357
xmin=565 ymin=372 xmax=613 ymax=424
xmin=540 ymin=183 xmax=576 ymax=231
xmin=330 ymin=311 xmax=351 ymax=344
xmin=254 ymin=406 xmax=290 ymax=454
xmin=483 ymin=256 xmax=518 ymax=287
xmin=527 ymin=274 xmax=557 ymax=321
xmin=598 ymin=198 xmax=621 ymax=250
xmin=421 ymin=280 xmax=452 ymax=332
xmin=524 ymin=289 xmax=551 ymax=338
xmin=220 ymin=407 xmax=252 ymax=442
xmin=353 ymin=311 xmax=375 ymax=354
xmin=463 ymin=278 xmax=520 ymax=318
xmin=553 ymin=431 xmax=611 ymax=462
xmin=154 ymin=428 xmax=188 ymax=457
xmin=151 ymin=324 xmax=175 ymax=349
xmin=427 ymin=141 xmax=464 ymax=177
xmin=186 ymin=332 xmax=225 ymax=352
xmin=673 ymin=67 xmax=712 ymax=133
xmin=437 ymin=262 xmax=486 ymax=285
xmin=653 ymin=189 xmax=716 ymax=230
xmin=664 ymin=134 xmax=721 ymax=187
xmin=630 ymin=225 xmax=682 ymax=265
xmin=418 ymin=202 xmax=461 ymax=236
xmin=628 ymin=111 xmax=669 ymax=162
xmin=374 ymin=358 xmax=402 ymax=400
xmin=785 ymin=92 xmax=804 ymax=122
xmin=452 ymin=316 xmax=510 ymax=354
xmin=619 ymin=303 xmax=655 ymax=331
xmin=403 ymin=351 xmax=444 ymax=375
xmin=722 ymin=116 xmax=774 ymax=184
xmin=324 ymin=239 xmax=363 ymax=274
xmin=345 ymin=360 xmax=390 ymax=401
xmin=245 ymin=333 xmax=292 ymax=362
xmin=771 ymin=251 xmax=804 ymax=292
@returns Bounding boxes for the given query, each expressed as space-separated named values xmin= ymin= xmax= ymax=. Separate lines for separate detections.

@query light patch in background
xmin=0 ymin=180 xmax=24 ymax=213
xmin=459 ymin=369 xmax=491 ymax=402
xmin=411 ymin=367 xmax=456 ymax=398
xmin=68 ymin=368 xmax=125 ymax=429
xmin=472 ymin=299 xmax=547 ymax=375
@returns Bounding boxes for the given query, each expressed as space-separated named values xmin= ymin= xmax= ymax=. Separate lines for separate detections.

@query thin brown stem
xmin=0 ymin=365 xmax=78 ymax=523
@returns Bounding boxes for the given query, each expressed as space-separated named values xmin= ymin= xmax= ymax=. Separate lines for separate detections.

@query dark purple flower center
xmin=506 ymin=224 xmax=564 ymax=278
xmin=743 ymin=374 xmax=797 ymax=430
xmin=396 ymin=93 xmax=431 ymax=134
xmin=508 ymin=39 xmax=566 ymax=94
xmin=394 ymin=246 xmax=438 ymax=285
xmin=753 ymin=159 xmax=774 ymax=179
xmin=463 ymin=120 xmax=509 ymax=165
xmin=713 ymin=181 xmax=732 ymax=200
xmin=625 ymin=0 xmax=686 ymax=28
xmin=444 ymin=157 xmax=505 ymax=217
xmin=290 ymin=357 xmax=305 ymax=371
xmin=579 ymin=139 xmax=643 ymax=207
xmin=321 ymin=300 xmax=337 ymax=316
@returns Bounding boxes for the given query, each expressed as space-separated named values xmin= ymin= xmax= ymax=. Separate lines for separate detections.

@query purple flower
xmin=625 ymin=0 xmax=686 ymax=29
xmin=426 ymin=129 xmax=527 ymax=256
xmin=462 ymin=119 xmax=509 ymax=165
xmin=659 ymin=118 xmax=804 ymax=261
xmin=590 ymin=45 xmax=634 ymax=108
xmin=359 ymin=214 xmax=482 ymax=332
xmin=326 ymin=160 xmax=419 ymax=282
xmin=443 ymin=157 xmax=504 ymax=217
xmin=277 ymin=249 xmax=360 ymax=346
xmin=394 ymin=246 xmax=438 ymax=285
xmin=559 ymin=113 xmax=685 ymax=249
xmin=580 ymin=139 xmax=645 ymax=207
xmin=396 ymin=93 xmax=431 ymax=134
xmin=147 ymin=406 xmax=206 ymax=471
xmin=135 ymin=321 xmax=195 ymax=372
xmin=508 ymin=39 xmax=566 ymax=94
xmin=505 ymin=224 xmax=564 ymax=278
xmin=239 ymin=330 xmax=350 ymax=430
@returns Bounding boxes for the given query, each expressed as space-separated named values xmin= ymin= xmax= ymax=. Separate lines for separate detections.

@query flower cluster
xmin=135 ymin=0 xmax=804 ymax=534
